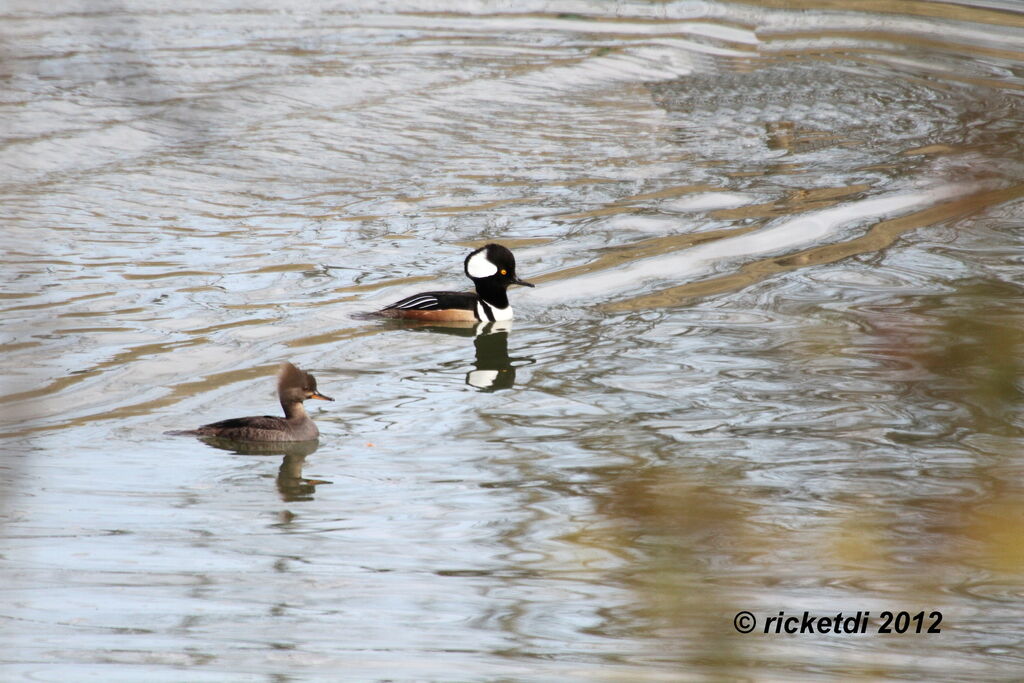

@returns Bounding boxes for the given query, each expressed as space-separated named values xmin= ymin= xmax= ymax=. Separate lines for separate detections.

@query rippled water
xmin=3 ymin=1 xmax=1024 ymax=680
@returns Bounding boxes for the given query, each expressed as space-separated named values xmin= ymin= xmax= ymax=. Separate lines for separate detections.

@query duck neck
xmin=474 ymin=279 xmax=509 ymax=311
xmin=282 ymin=400 xmax=308 ymax=421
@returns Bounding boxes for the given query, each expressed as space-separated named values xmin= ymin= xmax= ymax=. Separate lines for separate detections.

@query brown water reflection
xmin=2 ymin=0 xmax=1024 ymax=680
xmin=588 ymin=277 xmax=1024 ymax=677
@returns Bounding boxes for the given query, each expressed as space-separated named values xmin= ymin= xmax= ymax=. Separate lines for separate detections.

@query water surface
xmin=2 ymin=1 xmax=1024 ymax=680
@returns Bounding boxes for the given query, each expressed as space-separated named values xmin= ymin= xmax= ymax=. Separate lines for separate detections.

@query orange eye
xmin=500 ymin=269 xmax=507 ymax=275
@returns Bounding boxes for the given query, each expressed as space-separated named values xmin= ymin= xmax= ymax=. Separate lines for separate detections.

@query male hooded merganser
xmin=376 ymin=243 xmax=534 ymax=322
xmin=187 ymin=362 xmax=333 ymax=442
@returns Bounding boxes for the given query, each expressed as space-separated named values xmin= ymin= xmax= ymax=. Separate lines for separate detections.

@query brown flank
xmin=377 ymin=308 xmax=477 ymax=322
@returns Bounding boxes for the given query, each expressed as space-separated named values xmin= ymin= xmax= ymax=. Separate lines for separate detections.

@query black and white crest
xmin=464 ymin=244 xmax=517 ymax=281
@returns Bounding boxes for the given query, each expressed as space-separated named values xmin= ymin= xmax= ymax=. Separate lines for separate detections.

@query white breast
xmin=491 ymin=305 xmax=514 ymax=321
xmin=477 ymin=300 xmax=513 ymax=321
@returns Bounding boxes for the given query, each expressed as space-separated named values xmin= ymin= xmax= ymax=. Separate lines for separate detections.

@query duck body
xmin=375 ymin=244 xmax=532 ymax=322
xmin=187 ymin=362 xmax=333 ymax=443
xmin=377 ymin=290 xmax=509 ymax=322
xmin=194 ymin=413 xmax=320 ymax=442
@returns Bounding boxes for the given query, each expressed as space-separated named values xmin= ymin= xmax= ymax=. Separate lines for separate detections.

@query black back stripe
xmin=383 ymin=290 xmax=479 ymax=313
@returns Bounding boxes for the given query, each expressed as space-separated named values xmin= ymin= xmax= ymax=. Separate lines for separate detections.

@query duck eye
xmin=500 ymin=269 xmax=507 ymax=276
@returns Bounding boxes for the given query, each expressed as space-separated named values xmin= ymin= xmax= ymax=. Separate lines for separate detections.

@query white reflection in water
xmin=530 ymin=183 xmax=979 ymax=303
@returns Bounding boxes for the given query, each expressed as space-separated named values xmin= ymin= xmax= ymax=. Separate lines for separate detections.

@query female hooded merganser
xmin=188 ymin=362 xmax=333 ymax=442
xmin=376 ymin=243 xmax=534 ymax=322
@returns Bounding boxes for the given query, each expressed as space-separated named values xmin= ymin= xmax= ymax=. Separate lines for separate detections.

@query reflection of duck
xmin=178 ymin=362 xmax=333 ymax=442
xmin=467 ymin=321 xmax=519 ymax=391
xmin=189 ymin=438 xmax=330 ymax=501
xmin=193 ymin=436 xmax=321 ymax=457
xmin=372 ymin=319 xmax=531 ymax=390
xmin=374 ymin=244 xmax=534 ymax=322
xmin=276 ymin=453 xmax=331 ymax=502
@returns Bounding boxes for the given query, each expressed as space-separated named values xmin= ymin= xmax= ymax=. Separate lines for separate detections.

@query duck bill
xmin=512 ymin=276 xmax=535 ymax=288
xmin=311 ymin=392 xmax=334 ymax=401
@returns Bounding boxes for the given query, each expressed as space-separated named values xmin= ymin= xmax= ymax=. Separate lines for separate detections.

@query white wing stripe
xmin=397 ymin=296 xmax=437 ymax=309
